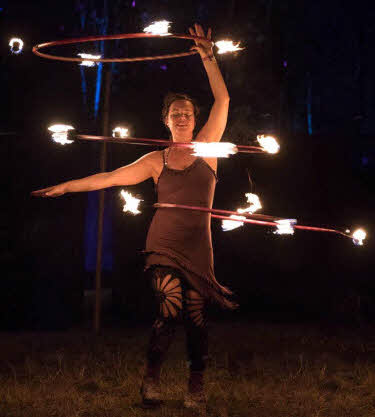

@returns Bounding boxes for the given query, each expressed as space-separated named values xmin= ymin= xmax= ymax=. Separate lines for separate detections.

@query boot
xmin=183 ymin=371 xmax=206 ymax=415
xmin=140 ymin=376 xmax=163 ymax=407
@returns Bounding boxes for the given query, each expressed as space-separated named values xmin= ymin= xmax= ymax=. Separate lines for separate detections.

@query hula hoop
xmin=76 ymin=134 xmax=266 ymax=154
xmin=154 ymin=203 xmax=284 ymax=222
xmin=154 ymin=203 xmax=352 ymax=239
xmin=32 ymin=33 xmax=211 ymax=63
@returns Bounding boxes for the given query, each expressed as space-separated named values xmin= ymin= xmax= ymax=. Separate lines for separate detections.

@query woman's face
xmin=165 ymin=100 xmax=195 ymax=141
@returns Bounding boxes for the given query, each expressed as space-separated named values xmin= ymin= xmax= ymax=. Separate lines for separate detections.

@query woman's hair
xmin=161 ymin=92 xmax=200 ymax=125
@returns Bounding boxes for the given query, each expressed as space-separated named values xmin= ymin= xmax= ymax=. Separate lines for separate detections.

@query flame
xmin=191 ymin=142 xmax=238 ymax=157
xmin=274 ymin=219 xmax=297 ymax=235
xmin=112 ymin=127 xmax=129 ymax=138
xmin=222 ymin=215 xmax=246 ymax=231
xmin=48 ymin=124 xmax=75 ymax=145
xmin=222 ymin=193 xmax=262 ymax=231
xmin=144 ymin=20 xmax=171 ymax=36
xmin=120 ymin=190 xmax=142 ymax=215
xmin=9 ymin=38 xmax=24 ymax=54
xmin=78 ymin=53 xmax=102 ymax=67
xmin=237 ymin=193 xmax=262 ymax=215
xmin=352 ymin=228 xmax=366 ymax=246
xmin=257 ymin=135 xmax=280 ymax=154
xmin=215 ymin=40 xmax=244 ymax=55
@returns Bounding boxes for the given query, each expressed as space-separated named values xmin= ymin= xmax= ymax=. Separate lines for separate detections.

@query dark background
xmin=1 ymin=0 xmax=374 ymax=330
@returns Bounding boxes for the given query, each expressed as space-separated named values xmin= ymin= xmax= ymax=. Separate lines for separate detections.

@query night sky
xmin=1 ymin=0 xmax=375 ymax=330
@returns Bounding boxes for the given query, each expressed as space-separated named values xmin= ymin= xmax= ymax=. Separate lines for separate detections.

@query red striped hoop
xmin=32 ymin=33 xmax=212 ymax=63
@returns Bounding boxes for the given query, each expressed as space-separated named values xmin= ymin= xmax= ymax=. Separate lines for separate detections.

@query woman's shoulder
xmin=146 ymin=149 xmax=164 ymax=165
xmin=145 ymin=150 xmax=164 ymax=182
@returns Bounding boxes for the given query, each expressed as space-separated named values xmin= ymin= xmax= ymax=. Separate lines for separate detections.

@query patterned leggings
xmin=145 ymin=265 xmax=208 ymax=383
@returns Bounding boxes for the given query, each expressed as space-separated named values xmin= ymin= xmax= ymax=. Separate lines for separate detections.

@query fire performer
xmin=32 ymin=23 xmax=237 ymax=413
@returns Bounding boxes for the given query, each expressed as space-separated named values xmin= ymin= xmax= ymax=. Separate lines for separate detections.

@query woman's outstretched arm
xmin=31 ymin=151 xmax=159 ymax=197
xmin=189 ymin=23 xmax=230 ymax=143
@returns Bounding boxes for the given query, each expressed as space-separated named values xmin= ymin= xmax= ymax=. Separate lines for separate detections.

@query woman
xmin=32 ymin=24 xmax=237 ymax=413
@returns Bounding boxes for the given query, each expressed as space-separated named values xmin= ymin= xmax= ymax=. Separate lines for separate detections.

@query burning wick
xmin=352 ymin=228 xmax=366 ymax=246
xmin=144 ymin=20 xmax=171 ymax=36
xmin=215 ymin=40 xmax=244 ymax=55
xmin=257 ymin=135 xmax=280 ymax=154
xmin=237 ymin=193 xmax=262 ymax=215
xmin=120 ymin=190 xmax=142 ymax=215
xmin=222 ymin=193 xmax=262 ymax=231
xmin=78 ymin=53 xmax=102 ymax=67
xmin=9 ymin=38 xmax=24 ymax=54
xmin=113 ymin=127 xmax=129 ymax=138
xmin=48 ymin=124 xmax=75 ymax=145
xmin=222 ymin=215 xmax=246 ymax=231
xmin=192 ymin=142 xmax=238 ymax=158
xmin=274 ymin=219 xmax=297 ymax=235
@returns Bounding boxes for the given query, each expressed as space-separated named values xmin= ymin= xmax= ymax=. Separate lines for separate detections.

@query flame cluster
xmin=48 ymin=124 xmax=75 ymax=145
xmin=9 ymin=38 xmax=24 ymax=54
xmin=112 ymin=127 xmax=129 ymax=138
xmin=144 ymin=20 xmax=171 ymax=36
xmin=222 ymin=193 xmax=262 ymax=231
xmin=120 ymin=190 xmax=142 ymax=214
xmin=192 ymin=142 xmax=237 ymax=158
xmin=78 ymin=53 xmax=102 ymax=67
xmin=215 ymin=40 xmax=244 ymax=55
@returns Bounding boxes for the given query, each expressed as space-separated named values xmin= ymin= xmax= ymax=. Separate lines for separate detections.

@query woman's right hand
xmin=31 ymin=183 xmax=67 ymax=198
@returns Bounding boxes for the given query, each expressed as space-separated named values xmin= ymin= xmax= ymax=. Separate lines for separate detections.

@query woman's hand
xmin=189 ymin=23 xmax=214 ymax=60
xmin=31 ymin=183 xmax=67 ymax=198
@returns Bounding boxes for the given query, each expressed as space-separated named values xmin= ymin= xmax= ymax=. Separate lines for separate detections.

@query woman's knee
xmin=185 ymin=289 xmax=206 ymax=328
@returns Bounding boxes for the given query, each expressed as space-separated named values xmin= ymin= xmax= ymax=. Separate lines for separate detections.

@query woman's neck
xmin=171 ymin=133 xmax=193 ymax=142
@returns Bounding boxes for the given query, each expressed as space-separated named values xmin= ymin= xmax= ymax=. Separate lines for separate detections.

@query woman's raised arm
xmin=189 ymin=23 xmax=230 ymax=143
xmin=31 ymin=151 xmax=159 ymax=197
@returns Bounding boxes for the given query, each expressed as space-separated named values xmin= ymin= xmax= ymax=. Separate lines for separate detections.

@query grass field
xmin=2 ymin=320 xmax=375 ymax=417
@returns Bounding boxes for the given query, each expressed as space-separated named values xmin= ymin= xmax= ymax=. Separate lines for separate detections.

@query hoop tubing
xmin=32 ymin=33 xmax=211 ymax=63
xmin=154 ymin=203 xmax=283 ymax=222
xmin=76 ymin=134 xmax=265 ymax=153
xmin=154 ymin=202 xmax=351 ymax=239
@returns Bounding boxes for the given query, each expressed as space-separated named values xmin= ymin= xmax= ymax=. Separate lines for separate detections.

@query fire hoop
xmin=32 ymin=33 xmax=212 ymax=63
xmin=75 ymin=134 xmax=266 ymax=154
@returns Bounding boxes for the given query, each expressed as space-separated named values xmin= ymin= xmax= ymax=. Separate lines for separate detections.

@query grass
xmin=2 ymin=320 xmax=375 ymax=416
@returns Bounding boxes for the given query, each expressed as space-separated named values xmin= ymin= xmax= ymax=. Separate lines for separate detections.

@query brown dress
xmin=144 ymin=149 xmax=237 ymax=309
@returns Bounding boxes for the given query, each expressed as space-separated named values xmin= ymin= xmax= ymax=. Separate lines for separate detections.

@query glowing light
xmin=144 ymin=20 xmax=171 ymax=36
xmin=352 ymin=228 xmax=366 ymax=246
xmin=237 ymin=193 xmax=262 ymax=215
xmin=222 ymin=215 xmax=246 ymax=231
xmin=48 ymin=124 xmax=74 ymax=145
xmin=78 ymin=53 xmax=102 ymax=67
xmin=222 ymin=193 xmax=262 ymax=231
xmin=120 ymin=190 xmax=142 ymax=215
xmin=257 ymin=135 xmax=280 ymax=154
xmin=274 ymin=219 xmax=297 ymax=235
xmin=215 ymin=40 xmax=244 ymax=55
xmin=191 ymin=142 xmax=238 ymax=158
xmin=9 ymin=38 xmax=23 ymax=54
xmin=112 ymin=127 xmax=129 ymax=138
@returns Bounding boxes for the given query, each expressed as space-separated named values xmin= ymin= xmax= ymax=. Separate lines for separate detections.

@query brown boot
xmin=140 ymin=376 xmax=163 ymax=407
xmin=183 ymin=371 xmax=206 ymax=415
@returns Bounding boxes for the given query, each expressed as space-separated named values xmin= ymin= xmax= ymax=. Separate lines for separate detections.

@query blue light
xmin=362 ymin=156 xmax=369 ymax=166
xmin=94 ymin=62 xmax=103 ymax=118
xmin=79 ymin=66 xmax=88 ymax=107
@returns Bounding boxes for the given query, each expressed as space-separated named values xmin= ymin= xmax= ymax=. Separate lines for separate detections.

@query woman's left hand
xmin=189 ymin=23 xmax=214 ymax=59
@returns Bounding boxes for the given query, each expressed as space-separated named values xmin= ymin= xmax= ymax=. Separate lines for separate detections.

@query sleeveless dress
xmin=143 ymin=149 xmax=237 ymax=310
